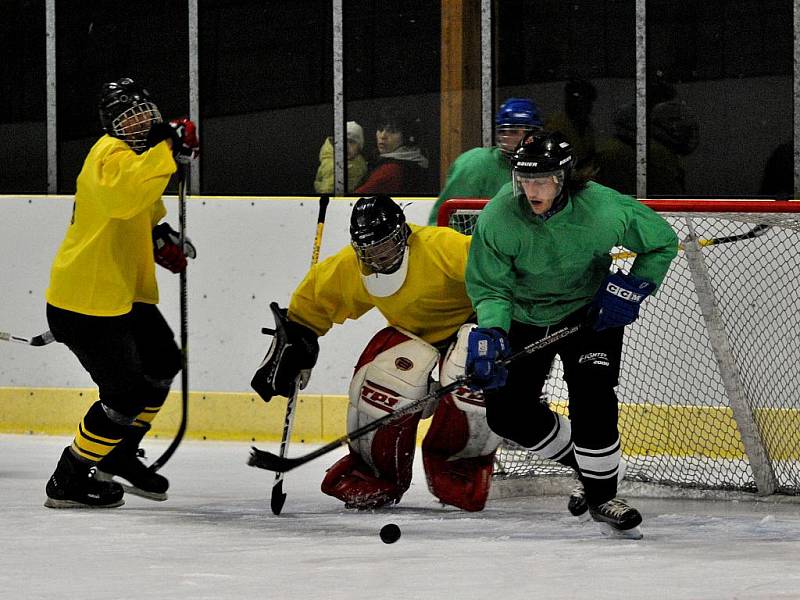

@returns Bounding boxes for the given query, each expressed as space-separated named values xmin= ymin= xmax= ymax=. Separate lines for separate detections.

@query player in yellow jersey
xmin=252 ymin=195 xmax=502 ymax=511
xmin=43 ymin=77 xmax=199 ymax=509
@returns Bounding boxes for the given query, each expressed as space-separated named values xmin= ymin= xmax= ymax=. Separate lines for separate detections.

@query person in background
xmin=43 ymin=77 xmax=198 ymax=509
xmin=313 ymin=121 xmax=368 ymax=194
xmin=545 ymin=78 xmax=598 ymax=171
xmin=251 ymin=195 xmax=502 ymax=512
xmin=464 ymin=131 xmax=678 ymax=538
xmin=355 ymin=109 xmax=429 ymax=195
xmin=428 ymin=97 xmax=543 ymax=225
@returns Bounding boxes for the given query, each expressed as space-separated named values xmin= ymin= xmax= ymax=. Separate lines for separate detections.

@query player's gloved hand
xmin=593 ymin=271 xmax=656 ymax=331
xmin=251 ymin=305 xmax=320 ymax=402
xmin=146 ymin=117 xmax=199 ymax=163
xmin=465 ymin=327 xmax=510 ymax=390
xmin=152 ymin=222 xmax=197 ymax=273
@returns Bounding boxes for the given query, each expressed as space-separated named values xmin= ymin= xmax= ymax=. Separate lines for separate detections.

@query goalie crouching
xmin=252 ymin=195 xmax=501 ymax=511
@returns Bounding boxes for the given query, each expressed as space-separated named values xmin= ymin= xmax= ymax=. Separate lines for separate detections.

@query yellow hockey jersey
xmin=46 ymin=135 xmax=177 ymax=316
xmin=288 ymin=224 xmax=473 ymax=345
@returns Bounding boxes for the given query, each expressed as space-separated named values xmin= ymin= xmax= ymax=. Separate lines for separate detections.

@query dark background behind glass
xmin=1 ymin=0 xmax=47 ymax=193
xmin=647 ymin=0 xmax=793 ymax=197
xmin=199 ymin=0 xmax=332 ymax=195
xmin=0 ymin=0 xmax=795 ymax=198
xmin=345 ymin=0 xmax=441 ymax=196
xmin=55 ymin=0 xmax=189 ymax=193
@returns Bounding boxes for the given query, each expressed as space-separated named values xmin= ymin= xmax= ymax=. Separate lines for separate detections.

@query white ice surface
xmin=2 ymin=434 xmax=799 ymax=600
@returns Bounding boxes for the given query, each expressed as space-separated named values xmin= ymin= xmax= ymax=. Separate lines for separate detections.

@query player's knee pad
xmin=347 ymin=327 xmax=439 ymax=490
xmin=320 ymin=451 xmax=405 ymax=509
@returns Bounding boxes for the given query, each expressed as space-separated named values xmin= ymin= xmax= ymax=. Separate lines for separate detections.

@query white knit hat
xmin=347 ymin=121 xmax=364 ymax=150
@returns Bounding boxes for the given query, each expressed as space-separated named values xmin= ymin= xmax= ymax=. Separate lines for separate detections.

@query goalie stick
xmin=270 ymin=193 xmax=330 ymax=515
xmin=151 ymin=167 xmax=189 ymax=472
xmin=0 ymin=330 xmax=55 ymax=346
xmin=248 ymin=322 xmax=581 ymax=474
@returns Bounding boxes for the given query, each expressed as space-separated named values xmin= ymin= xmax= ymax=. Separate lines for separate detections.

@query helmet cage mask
xmin=352 ymin=225 xmax=408 ymax=275
xmin=110 ymin=101 xmax=162 ymax=153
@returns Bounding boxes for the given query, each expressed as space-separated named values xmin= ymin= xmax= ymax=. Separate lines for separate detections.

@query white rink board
xmin=0 ymin=195 xmax=433 ymax=394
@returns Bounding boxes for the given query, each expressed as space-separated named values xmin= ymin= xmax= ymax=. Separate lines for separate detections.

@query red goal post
xmin=439 ymin=197 xmax=800 ymax=499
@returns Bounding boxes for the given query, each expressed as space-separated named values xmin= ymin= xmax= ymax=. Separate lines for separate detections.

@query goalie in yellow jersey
xmin=252 ymin=195 xmax=501 ymax=511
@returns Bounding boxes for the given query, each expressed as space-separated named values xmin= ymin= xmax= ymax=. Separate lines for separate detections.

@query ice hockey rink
xmin=2 ymin=433 xmax=799 ymax=600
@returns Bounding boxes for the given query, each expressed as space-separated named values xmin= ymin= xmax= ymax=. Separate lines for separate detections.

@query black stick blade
xmin=270 ymin=480 xmax=287 ymax=515
xmin=248 ymin=446 xmax=301 ymax=472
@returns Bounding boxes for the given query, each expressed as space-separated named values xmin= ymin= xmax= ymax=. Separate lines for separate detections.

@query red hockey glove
xmin=153 ymin=222 xmax=196 ymax=273
xmin=146 ymin=117 xmax=199 ymax=163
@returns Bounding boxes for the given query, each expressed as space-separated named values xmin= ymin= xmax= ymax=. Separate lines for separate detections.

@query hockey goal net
xmin=439 ymin=198 xmax=800 ymax=497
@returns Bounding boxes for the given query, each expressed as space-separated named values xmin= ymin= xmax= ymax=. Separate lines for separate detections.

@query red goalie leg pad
xmin=422 ymin=452 xmax=495 ymax=512
xmin=321 ymin=451 xmax=404 ymax=509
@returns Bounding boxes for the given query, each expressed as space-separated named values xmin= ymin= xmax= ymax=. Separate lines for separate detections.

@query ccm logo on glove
xmin=605 ymin=282 xmax=647 ymax=302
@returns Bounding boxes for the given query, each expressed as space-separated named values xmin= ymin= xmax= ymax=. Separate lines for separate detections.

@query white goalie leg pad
xmin=574 ymin=437 xmax=622 ymax=481
xmin=348 ymin=328 xmax=439 ymax=471
xmin=528 ymin=412 xmax=574 ymax=462
xmin=437 ymin=324 xmax=502 ymax=458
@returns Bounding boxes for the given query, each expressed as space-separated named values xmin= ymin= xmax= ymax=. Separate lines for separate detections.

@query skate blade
xmin=44 ymin=497 xmax=125 ymax=509
xmin=596 ymin=522 xmax=643 ymax=540
xmin=95 ymin=471 xmax=168 ymax=502
xmin=573 ymin=510 xmax=592 ymax=523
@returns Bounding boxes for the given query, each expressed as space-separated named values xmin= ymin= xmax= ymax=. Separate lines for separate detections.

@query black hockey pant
xmin=484 ymin=310 xmax=625 ymax=506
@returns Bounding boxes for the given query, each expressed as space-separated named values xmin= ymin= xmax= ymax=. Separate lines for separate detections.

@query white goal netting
xmin=441 ymin=198 xmax=800 ymax=496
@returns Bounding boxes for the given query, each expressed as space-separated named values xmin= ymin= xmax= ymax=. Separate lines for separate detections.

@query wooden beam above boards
xmin=440 ymin=0 xmax=483 ymax=189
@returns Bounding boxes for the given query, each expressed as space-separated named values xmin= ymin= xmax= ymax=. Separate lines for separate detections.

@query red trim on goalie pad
xmin=353 ymin=327 xmax=412 ymax=373
xmin=321 ymin=451 xmax=404 ymax=509
xmin=421 ymin=396 xmax=494 ymax=511
xmin=422 ymin=453 xmax=494 ymax=512
xmin=321 ymin=412 xmax=422 ymax=509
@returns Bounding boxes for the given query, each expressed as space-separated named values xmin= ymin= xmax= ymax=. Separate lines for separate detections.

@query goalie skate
xmin=589 ymin=498 xmax=643 ymax=540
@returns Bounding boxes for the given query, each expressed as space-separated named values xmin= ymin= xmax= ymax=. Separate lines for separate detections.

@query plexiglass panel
xmin=0 ymin=0 xmax=47 ymax=193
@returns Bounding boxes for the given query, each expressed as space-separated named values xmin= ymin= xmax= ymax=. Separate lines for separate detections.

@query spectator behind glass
xmin=545 ymin=78 xmax=598 ymax=171
xmin=428 ymin=97 xmax=543 ymax=224
xmin=355 ymin=108 xmax=429 ymax=195
xmin=314 ymin=121 xmax=368 ymax=194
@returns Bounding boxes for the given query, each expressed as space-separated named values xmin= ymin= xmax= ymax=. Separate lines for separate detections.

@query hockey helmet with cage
xmin=495 ymin=98 xmax=543 ymax=157
xmin=350 ymin=195 xmax=409 ymax=276
xmin=510 ymin=131 xmax=574 ymax=203
xmin=98 ymin=77 xmax=162 ymax=154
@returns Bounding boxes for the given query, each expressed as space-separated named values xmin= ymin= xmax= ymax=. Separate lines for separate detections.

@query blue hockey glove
xmin=466 ymin=327 xmax=511 ymax=390
xmin=593 ymin=271 xmax=656 ymax=331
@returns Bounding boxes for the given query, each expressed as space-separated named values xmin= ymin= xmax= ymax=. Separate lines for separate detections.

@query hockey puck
xmin=379 ymin=523 xmax=401 ymax=544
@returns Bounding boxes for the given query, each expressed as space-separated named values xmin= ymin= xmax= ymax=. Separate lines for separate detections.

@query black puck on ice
xmin=379 ymin=523 xmax=401 ymax=544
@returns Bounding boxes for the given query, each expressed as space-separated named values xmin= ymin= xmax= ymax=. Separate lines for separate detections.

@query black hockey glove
xmin=251 ymin=303 xmax=319 ymax=403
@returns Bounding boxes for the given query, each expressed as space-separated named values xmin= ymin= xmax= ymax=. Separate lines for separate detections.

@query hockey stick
xmin=151 ymin=166 xmax=189 ymax=472
xmin=611 ymin=223 xmax=771 ymax=261
xmin=270 ymin=193 xmax=330 ymax=515
xmin=0 ymin=330 xmax=55 ymax=346
xmin=248 ymin=322 xmax=581 ymax=474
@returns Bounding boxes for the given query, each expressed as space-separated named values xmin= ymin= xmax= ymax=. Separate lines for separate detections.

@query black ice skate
xmin=96 ymin=425 xmax=168 ymax=501
xmin=44 ymin=447 xmax=125 ymax=509
xmin=588 ymin=498 xmax=643 ymax=540
xmin=567 ymin=480 xmax=590 ymax=521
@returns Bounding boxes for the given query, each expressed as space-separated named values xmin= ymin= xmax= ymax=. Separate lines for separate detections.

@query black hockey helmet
xmin=98 ymin=77 xmax=162 ymax=153
xmin=350 ymin=195 xmax=409 ymax=274
xmin=510 ymin=131 xmax=574 ymax=202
